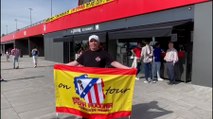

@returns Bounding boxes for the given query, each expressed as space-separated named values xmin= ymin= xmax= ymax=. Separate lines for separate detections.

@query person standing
xmin=152 ymin=42 xmax=164 ymax=81
xmin=31 ymin=47 xmax=39 ymax=68
xmin=67 ymin=35 xmax=131 ymax=119
xmin=176 ymin=45 xmax=185 ymax=81
xmin=141 ymin=40 xmax=153 ymax=83
xmin=67 ymin=34 xmax=130 ymax=69
xmin=11 ymin=46 xmax=20 ymax=69
xmin=131 ymin=42 xmax=142 ymax=80
xmin=6 ymin=50 xmax=10 ymax=62
xmin=164 ymin=42 xmax=178 ymax=85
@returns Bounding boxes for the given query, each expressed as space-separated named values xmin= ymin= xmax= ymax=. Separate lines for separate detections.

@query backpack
xmin=32 ymin=50 xmax=38 ymax=56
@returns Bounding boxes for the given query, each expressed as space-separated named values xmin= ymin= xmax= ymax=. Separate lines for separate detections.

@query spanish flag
xmin=54 ymin=64 xmax=137 ymax=119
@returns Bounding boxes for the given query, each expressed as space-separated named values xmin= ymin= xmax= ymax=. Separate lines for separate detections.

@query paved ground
xmin=1 ymin=56 xmax=212 ymax=119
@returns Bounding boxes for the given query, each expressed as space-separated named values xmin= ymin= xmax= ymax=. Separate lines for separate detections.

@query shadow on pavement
xmin=130 ymin=101 xmax=173 ymax=119
xmin=0 ymin=75 xmax=45 ymax=82
xmin=0 ymin=80 xmax=8 ymax=83
xmin=1 ymin=65 xmax=54 ymax=70
xmin=49 ymin=115 xmax=79 ymax=119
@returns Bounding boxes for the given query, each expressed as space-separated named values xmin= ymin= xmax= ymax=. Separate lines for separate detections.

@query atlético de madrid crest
xmin=74 ymin=74 xmax=105 ymax=104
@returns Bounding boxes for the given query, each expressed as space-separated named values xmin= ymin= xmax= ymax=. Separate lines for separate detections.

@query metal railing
xmin=4 ymin=18 xmax=46 ymax=36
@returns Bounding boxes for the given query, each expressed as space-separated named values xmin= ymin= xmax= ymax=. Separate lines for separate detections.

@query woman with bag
xmin=131 ymin=42 xmax=142 ymax=80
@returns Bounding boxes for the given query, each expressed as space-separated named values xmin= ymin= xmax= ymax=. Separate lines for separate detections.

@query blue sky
xmin=1 ymin=0 xmax=78 ymax=35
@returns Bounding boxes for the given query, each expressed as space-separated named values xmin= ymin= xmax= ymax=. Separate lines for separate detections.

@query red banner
xmin=1 ymin=0 xmax=208 ymax=43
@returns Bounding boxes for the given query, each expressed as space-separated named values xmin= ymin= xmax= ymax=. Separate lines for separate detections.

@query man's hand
xmin=66 ymin=60 xmax=79 ymax=66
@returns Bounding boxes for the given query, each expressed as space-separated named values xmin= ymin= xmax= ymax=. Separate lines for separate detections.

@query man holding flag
xmin=56 ymin=34 xmax=135 ymax=119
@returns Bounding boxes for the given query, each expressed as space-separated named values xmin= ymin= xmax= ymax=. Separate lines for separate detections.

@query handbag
xmin=131 ymin=57 xmax=137 ymax=68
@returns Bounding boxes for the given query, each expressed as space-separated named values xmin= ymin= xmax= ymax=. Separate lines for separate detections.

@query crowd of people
xmin=68 ymin=34 xmax=184 ymax=86
xmin=3 ymin=46 xmax=39 ymax=69
xmin=131 ymin=40 xmax=183 ymax=85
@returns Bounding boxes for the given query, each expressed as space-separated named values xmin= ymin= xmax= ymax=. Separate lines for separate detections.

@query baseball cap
xmin=89 ymin=35 xmax=100 ymax=42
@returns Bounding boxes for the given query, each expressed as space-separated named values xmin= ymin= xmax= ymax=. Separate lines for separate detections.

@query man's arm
xmin=150 ymin=46 xmax=154 ymax=56
xmin=131 ymin=49 xmax=135 ymax=56
xmin=66 ymin=60 xmax=80 ymax=66
xmin=111 ymin=61 xmax=131 ymax=69
xmin=164 ymin=50 xmax=169 ymax=61
xmin=173 ymin=51 xmax=179 ymax=64
xmin=10 ymin=49 xmax=14 ymax=55
xmin=140 ymin=47 xmax=144 ymax=58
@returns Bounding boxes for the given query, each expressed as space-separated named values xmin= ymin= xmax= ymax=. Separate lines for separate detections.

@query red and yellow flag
xmin=54 ymin=64 xmax=137 ymax=119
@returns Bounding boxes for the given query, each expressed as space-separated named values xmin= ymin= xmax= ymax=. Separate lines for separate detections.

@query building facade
xmin=1 ymin=0 xmax=212 ymax=87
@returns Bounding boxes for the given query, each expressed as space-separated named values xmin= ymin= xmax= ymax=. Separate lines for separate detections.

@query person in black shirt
xmin=67 ymin=34 xmax=130 ymax=69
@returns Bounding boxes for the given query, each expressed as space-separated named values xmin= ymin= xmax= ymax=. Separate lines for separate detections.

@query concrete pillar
xmin=192 ymin=1 xmax=212 ymax=87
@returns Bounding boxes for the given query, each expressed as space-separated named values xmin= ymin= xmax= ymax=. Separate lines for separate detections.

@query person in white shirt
xmin=31 ymin=47 xmax=39 ymax=68
xmin=141 ymin=40 xmax=154 ymax=83
xmin=164 ymin=42 xmax=178 ymax=84
xmin=6 ymin=50 xmax=10 ymax=62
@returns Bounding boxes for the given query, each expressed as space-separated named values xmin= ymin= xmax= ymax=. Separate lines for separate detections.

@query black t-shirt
xmin=77 ymin=49 xmax=114 ymax=68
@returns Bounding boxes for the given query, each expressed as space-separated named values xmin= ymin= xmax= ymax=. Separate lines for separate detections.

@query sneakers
xmin=148 ymin=78 xmax=152 ymax=81
xmin=158 ymin=78 xmax=164 ymax=81
xmin=168 ymin=81 xmax=176 ymax=85
xmin=144 ymin=80 xmax=157 ymax=83
xmin=135 ymin=77 xmax=139 ymax=80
